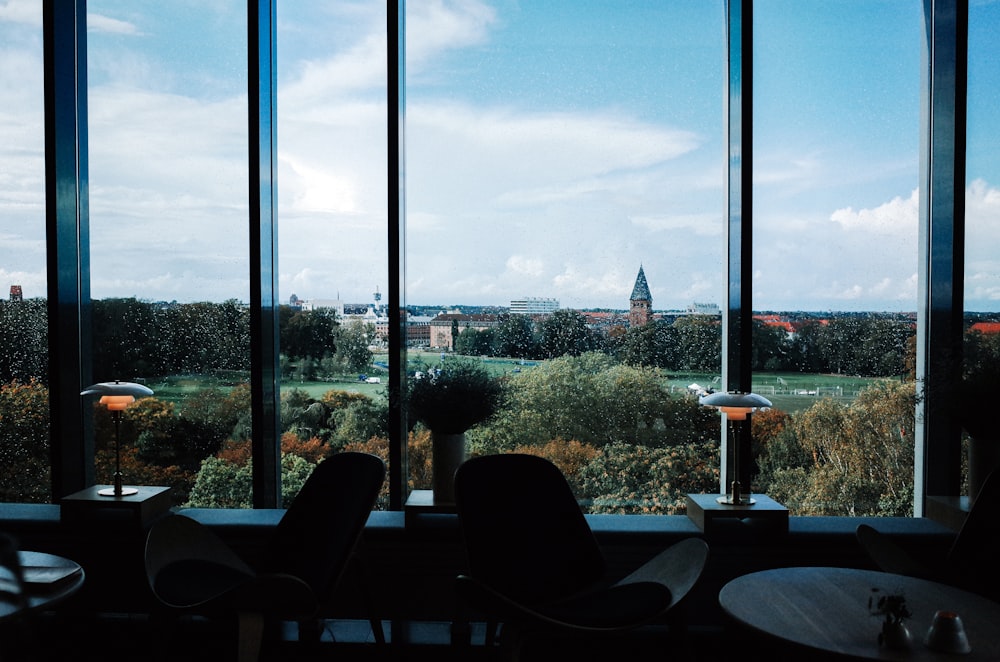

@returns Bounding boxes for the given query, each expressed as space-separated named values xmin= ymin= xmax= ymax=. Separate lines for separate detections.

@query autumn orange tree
xmin=579 ymin=441 xmax=719 ymax=515
xmin=758 ymin=380 xmax=916 ymax=516
xmin=0 ymin=379 xmax=50 ymax=503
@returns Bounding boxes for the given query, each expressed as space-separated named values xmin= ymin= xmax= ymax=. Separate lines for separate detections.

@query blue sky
xmin=1 ymin=0 xmax=998 ymax=312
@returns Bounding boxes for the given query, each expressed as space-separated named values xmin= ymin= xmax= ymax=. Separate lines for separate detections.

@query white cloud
xmin=630 ymin=212 xmax=720 ymax=236
xmin=405 ymin=0 xmax=497 ymax=72
xmin=280 ymin=153 xmax=358 ymax=215
xmin=0 ymin=0 xmax=39 ymax=26
xmin=505 ymin=255 xmax=544 ymax=278
xmin=965 ymin=179 xmax=1000 ymax=307
xmin=87 ymin=13 xmax=143 ymax=36
xmin=281 ymin=33 xmax=387 ymax=106
xmin=552 ymin=265 xmax=637 ymax=304
xmin=829 ymin=188 xmax=919 ymax=234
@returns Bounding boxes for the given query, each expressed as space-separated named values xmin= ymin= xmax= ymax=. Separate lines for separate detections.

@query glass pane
xmin=275 ymin=3 xmax=390 ymax=508
xmin=0 ymin=3 xmax=50 ymax=503
xmin=87 ymin=1 xmax=250 ymax=507
xmin=752 ymin=1 xmax=921 ymax=515
xmin=962 ymin=0 xmax=1000 ymax=502
xmin=405 ymin=2 xmax=725 ymax=513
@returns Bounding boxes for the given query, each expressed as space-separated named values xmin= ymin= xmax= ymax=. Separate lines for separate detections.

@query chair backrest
xmin=948 ymin=467 xmax=1000 ymax=599
xmin=265 ymin=452 xmax=385 ymax=602
xmin=454 ymin=453 xmax=606 ymax=607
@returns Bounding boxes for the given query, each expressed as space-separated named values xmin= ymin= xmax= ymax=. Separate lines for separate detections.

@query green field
xmin=144 ymin=359 xmax=883 ymax=416
xmin=666 ymin=371 xmax=883 ymax=414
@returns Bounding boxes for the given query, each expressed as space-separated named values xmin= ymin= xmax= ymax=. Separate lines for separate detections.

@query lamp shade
xmin=700 ymin=391 xmax=771 ymax=420
xmin=81 ymin=381 xmax=154 ymax=410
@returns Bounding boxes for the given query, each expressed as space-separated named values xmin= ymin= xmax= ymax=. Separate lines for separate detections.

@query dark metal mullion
xmin=44 ymin=0 xmax=92 ymax=500
xmin=388 ymin=0 xmax=407 ymax=511
xmin=723 ymin=0 xmax=754 ymax=494
xmin=917 ymin=0 xmax=967 ymax=512
xmin=249 ymin=0 xmax=281 ymax=508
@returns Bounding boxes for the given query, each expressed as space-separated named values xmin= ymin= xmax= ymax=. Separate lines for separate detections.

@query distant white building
xmin=301 ymin=298 xmax=345 ymax=317
xmin=686 ymin=302 xmax=720 ymax=316
xmin=510 ymin=297 xmax=559 ymax=315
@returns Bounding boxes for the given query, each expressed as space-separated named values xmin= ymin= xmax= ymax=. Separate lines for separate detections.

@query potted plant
xmin=869 ymin=588 xmax=912 ymax=650
xmin=407 ymin=358 xmax=506 ymax=504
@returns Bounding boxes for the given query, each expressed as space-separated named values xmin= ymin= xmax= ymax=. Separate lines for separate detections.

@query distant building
xmin=510 ymin=297 xmax=559 ymax=316
xmin=9 ymin=285 xmax=22 ymax=302
xmin=429 ymin=313 xmax=498 ymax=350
xmin=406 ymin=314 xmax=433 ymax=347
xmin=301 ymin=298 xmax=345 ymax=317
xmin=970 ymin=322 xmax=1000 ymax=335
xmin=687 ymin=302 xmax=720 ymax=316
xmin=629 ymin=266 xmax=652 ymax=327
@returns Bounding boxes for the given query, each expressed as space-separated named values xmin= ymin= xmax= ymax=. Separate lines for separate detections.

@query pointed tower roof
xmin=630 ymin=266 xmax=651 ymax=301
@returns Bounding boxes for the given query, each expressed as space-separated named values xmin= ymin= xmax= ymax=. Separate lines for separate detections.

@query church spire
xmin=630 ymin=265 xmax=651 ymax=302
xmin=629 ymin=265 xmax=652 ymax=327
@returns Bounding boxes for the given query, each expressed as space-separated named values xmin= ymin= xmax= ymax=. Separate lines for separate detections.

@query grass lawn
xmin=146 ymin=361 xmax=885 ymax=415
xmin=665 ymin=371 xmax=883 ymax=414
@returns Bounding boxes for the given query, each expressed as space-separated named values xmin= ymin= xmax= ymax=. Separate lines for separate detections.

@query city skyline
xmin=1 ymin=1 xmax=999 ymax=312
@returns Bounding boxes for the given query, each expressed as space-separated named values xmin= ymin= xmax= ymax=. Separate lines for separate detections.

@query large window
xmin=751 ymin=0 xmax=922 ymax=515
xmin=86 ymin=1 xmax=251 ymax=507
xmin=404 ymin=1 xmax=725 ymax=513
xmin=0 ymin=1 xmax=48 ymax=502
xmin=962 ymin=0 xmax=1000 ymax=500
xmin=276 ymin=3 xmax=391 ymax=507
xmin=0 ymin=1 xmax=980 ymax=516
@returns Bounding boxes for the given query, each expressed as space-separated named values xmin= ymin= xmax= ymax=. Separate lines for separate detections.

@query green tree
xmin=620 ymin=320 xmax=675 ymax=368
xmin=281 ymin=308 xmax=338 ymax=361
xmin=185 ymin=454 xmax=317 ymax=508
xmin=475 ymin=352 xmax=713 ymax=452
xmin=493 ymin=314 xmax=539 ymax=358
xmin=335 ymin=320 xmax=375 ymax=373
xmin=752 ymin=319 xmax=790 ymax=371
xmin=330 ymin=396 xmax=388 ymax=449
xmin=789 ymin=320 xmax=826 ymax=373
xmin=671 ymin=315 xmax=721 ymax=371
xmin=0 ymin=299 xmax=48 ymax=384
xmin=538 ymin=309 xmax=596 ymax=358
xmin=454 ymin=326 xmax=494 ymax=356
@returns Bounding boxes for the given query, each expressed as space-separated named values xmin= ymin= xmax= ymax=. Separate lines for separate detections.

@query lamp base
xmin=98 ymin=486 xmax=139 ymax=497
xmin=716 ymin=494 xmax=756 ymax=506
xmin=716 ymin=480 xmax=754 ymax=506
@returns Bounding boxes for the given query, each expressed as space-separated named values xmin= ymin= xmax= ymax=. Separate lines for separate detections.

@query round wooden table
xmin=0 ymin=551 xmax=84 ymax=621
xmin=720 ymin=566 xmax=1000 ymax=660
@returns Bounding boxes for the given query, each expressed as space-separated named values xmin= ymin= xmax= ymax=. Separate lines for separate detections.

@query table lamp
xmin=700 ymin=391 xmax=771 ymax=506
xmin=81 ymin=380 xmax=154 ymax=497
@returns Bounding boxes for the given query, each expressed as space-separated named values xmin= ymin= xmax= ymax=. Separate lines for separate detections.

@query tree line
xmin=454 ymin=309 xmax=915 ymax=378
xmin=0 ymin=297 xmax=375 ymax=385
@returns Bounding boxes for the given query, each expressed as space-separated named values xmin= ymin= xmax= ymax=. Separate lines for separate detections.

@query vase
xmin=879 ymin=621 xmax=913 ymax=651
xmin=968 ymin=436 xmax=1000 ymax=506
xmin=431 ymin=431 xmax=466 ymax=505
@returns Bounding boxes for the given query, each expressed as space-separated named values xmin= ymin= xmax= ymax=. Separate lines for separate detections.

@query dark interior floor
xmin=3 ymin=612 xmax=811 ymax=662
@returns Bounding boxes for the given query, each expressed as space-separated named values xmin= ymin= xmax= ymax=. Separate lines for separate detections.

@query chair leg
xmin=237 ymin=612 xmax=264 ymax=662
xmin=497 ymin=622 xmax=524 ymax=662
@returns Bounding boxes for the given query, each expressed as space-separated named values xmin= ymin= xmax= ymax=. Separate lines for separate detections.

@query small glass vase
xmin=879 ymin=621 xmax=913 ymax=651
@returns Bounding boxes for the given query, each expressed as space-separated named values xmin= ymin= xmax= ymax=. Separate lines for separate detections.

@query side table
xmin=61 ymin=485 xmax=172 ymax=528
xmin=685 ymin=493 xmax=788 ymax=534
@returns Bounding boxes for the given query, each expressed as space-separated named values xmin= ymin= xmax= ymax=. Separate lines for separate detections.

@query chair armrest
xmin=855 ymin=524 xmax=933 ymax=578
xmin=615 ymin=537 xmax=708 ymax=610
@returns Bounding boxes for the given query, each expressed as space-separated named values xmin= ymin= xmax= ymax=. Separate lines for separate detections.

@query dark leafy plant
xmin=869 ymin=589 xmax=911 ymax=625
xmin=407 ymin=359 xmax=506 ymax=434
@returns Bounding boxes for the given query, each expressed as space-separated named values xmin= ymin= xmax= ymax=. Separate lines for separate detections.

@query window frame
xmin=40 ymin=0 xmax=969 ymax=514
